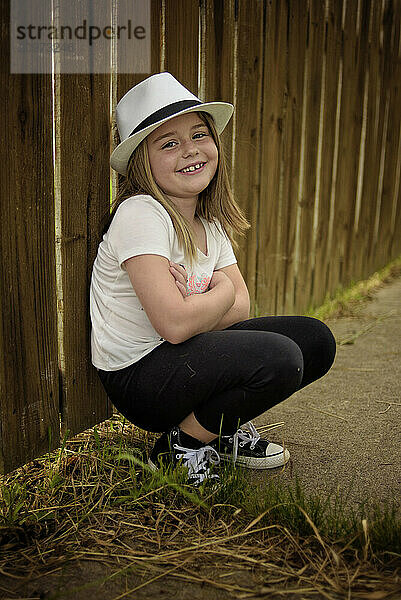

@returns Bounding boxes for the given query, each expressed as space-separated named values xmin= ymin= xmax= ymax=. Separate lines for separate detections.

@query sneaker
xmin=213 ymin=421 xmax=290 ymax=469
xmin=148 ymin=427 xmax=221 ymax=486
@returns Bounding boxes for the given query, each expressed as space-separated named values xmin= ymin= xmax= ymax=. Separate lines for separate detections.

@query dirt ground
xmin=1 ymin=276 xmax=400 ymax=600
xmin=255 ymin=276 xmax=401 ymax=506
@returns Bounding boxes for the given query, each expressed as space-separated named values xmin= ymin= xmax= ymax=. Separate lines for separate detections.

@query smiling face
xmin=146 ymin=112 xmax=219 ymax=207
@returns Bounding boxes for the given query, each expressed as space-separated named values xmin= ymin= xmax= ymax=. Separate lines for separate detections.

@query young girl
xmin=90 ymin=72 xmax=336 ymax=486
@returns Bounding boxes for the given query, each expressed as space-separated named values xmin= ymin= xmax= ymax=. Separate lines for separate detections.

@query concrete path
xmin=255 ymin=277 xmax=401 ymax=506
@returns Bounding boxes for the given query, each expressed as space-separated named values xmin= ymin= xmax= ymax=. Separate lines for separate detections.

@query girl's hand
xmin=208 ymin=270 xmax=235 ymax=301
xmin=169 ymin=261 xmax=188 ymax=298
xmin=209 ymin=270 xmax=232 ymax=289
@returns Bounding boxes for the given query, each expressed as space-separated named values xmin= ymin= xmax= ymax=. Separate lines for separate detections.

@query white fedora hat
xmin=110 ymin=72 xmax=234 ymax=176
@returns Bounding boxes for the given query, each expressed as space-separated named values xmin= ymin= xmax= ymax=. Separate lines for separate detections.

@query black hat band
xmin=129 ymin=100 xmax=203 ymax=138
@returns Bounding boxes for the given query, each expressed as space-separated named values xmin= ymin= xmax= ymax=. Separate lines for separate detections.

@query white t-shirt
xmin=90 ymin=194 xmax=237 ymax=371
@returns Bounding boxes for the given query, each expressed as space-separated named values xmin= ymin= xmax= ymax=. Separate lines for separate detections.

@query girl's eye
xmin=162 ymin=132 xmax=208 ymax=149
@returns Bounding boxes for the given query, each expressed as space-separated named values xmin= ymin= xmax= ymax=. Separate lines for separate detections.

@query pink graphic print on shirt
xmin=186 ymin=272 xmax=211 ymax=295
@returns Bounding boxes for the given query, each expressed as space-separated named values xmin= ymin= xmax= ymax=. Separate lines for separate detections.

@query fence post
xmin=0 ymin=1 xmax=60 ymax=473
xmin=56 ymin=0 xmax=112 ymax=435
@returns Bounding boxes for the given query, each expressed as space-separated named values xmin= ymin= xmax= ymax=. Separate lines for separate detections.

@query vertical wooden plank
xmin=329 ymin=0 xmax=357 ymax=292
xmin=389 ymin=1 xmax=401 ymax=259
xmin=294 ymin=0 xmax=325 ymax=311
xmin=328 ymin=0 xmax=359 ymax=292
xmin=0 ymin=1 xmax=60 ymax=472
xmin=58 ymin=1 xmax=112 ymax=435
xmin=391 ymin=120 xmax=401 ymax=259
xmin=164 ymin=0 xmax=199 ymax=90
xmin=373 ymin=0 xmax=399 ymax=268
xmin=343 ymin=0 xmax=371 ymax=283
xmin=366 ymin=0 xmax=392 ymax=275
xmin=202 ymin=0 xmax=236 ymax=171
xmin=229 ymin=0 xmax=264 ymax=313
xmin=312 ymin=0 xmax=343 ymax=307
xmin=256 ymin=0 xmax=290 ymax=316
xmin=386 ymin=11 xmax=401 ymax=259
xmin=201 ymin=0 xmax=218 ymax=99
xmin=117 ymin=0 xmax=161 ymax=95
xmin=281 ymin=0 xmax=309 ymax=314
xmin=349 ymin=1 xmax=373 ymax=283
xmin=356 ymin=1 xmax=383 ymax=281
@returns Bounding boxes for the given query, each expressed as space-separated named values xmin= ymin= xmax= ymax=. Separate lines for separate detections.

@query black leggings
xmin=97 ymin=316 xmax=336 ymax=436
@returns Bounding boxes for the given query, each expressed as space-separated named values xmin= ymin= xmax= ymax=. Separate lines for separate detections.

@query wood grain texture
xmin=357 ymin=1 xmax=383 ymax=281
xmin=341 ymin=0 xmax=371 ymax=285
xmin=255 ymin=0 xmax=289 ymax=316
xmin=230 ymin=0 xmax=264 ymax=311
xmin=389 ymin=1 xmax=401 ymax=260
xmin=373 ymin=1 xmax=399 ymax=270
xmin=311 ymin=0 xmax=343 ymax=306
xmin=164 ymin=0 xmax=199 ymax=90
xmin=0 ymin=1 xmax=60 ymax=472
xmin=387 ymin=1 xmax=401 ymax=260
xmin=58 ymin=2 xmax=112 ymax=435
xmin=294 ymin=0 xmax=326 ymax=311
xmin=365 ymin=0 xmax=393 ymax=276
xmin=328 ymin=0 xmax=360 ymax=293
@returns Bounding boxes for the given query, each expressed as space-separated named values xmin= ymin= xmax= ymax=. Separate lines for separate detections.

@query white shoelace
xmin=228 ymin=421 xmax=261 ymax=464
xmin=173 ymin=444 xmax=220 ymax=484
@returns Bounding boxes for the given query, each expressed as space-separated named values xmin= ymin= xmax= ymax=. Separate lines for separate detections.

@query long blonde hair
xmin=104 ymin=111 xmax=250 ymax=266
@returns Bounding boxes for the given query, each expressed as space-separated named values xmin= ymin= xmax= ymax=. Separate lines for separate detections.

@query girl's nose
xmin=182 ymin=138 xmax=199 ymax=156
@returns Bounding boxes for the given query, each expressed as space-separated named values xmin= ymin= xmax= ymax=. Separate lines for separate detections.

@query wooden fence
xmin=1 ymin=0 xmax=400 ymax=473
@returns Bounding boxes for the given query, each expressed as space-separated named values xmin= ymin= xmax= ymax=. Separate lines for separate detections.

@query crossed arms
xmin=124 ymin=255 xmax=250 ymax=344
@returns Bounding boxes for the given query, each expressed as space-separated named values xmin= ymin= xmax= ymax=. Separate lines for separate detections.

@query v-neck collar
xmin=196 ymin=216 xmax=209 ymax=257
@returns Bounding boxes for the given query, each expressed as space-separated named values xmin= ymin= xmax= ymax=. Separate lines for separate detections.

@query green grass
xmin=306 ymin=256 xmax=401 ymax=320
xmin=0 ymin=415 xmax=400 ymax=598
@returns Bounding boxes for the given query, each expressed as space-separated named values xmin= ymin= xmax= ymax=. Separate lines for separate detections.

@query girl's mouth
xmin=178 ymin=162 xmax=206 ymax=175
